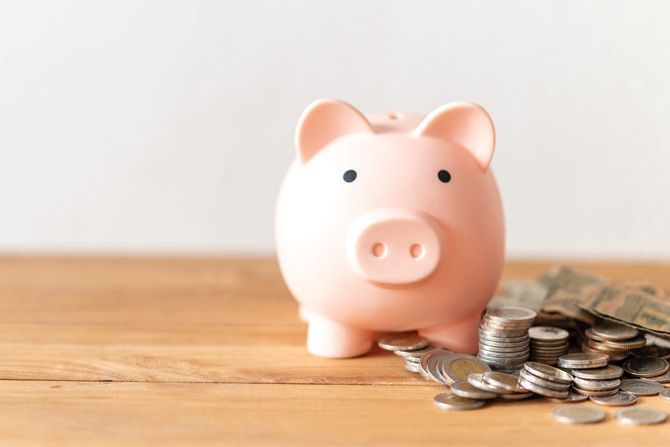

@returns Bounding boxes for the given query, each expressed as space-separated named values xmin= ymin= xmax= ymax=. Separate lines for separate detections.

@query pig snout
xmin=346 ymin=209 xmax=442 ymax=285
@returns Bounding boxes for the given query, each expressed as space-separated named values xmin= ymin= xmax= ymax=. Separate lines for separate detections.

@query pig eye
xmin=437 ymin=169 xmax=451 ymax=183
xmin=343 ymin=169 xmax=357 ymax=183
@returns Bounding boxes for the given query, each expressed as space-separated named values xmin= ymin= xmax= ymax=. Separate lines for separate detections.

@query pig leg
xmin=298 ymin=305 xmax=312 ymax=323
xmin=307 ymin=313 xmax=373 ymax=358
xmin=418 ymin=314 xmax=481 ymax=354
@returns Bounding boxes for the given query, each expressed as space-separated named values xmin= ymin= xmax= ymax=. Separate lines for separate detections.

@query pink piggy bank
xmin=276 ymin=99 xmax=505 ymax=358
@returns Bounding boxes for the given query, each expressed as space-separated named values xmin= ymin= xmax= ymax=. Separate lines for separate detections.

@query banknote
xmin=581 ymin=283 xmax=670 ymax=338
xmin=540 ymin=267 xmax=602 ymax=325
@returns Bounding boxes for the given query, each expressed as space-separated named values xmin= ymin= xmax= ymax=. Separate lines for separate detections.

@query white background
xmin=2 ymin=0 xmax=669 ymax=259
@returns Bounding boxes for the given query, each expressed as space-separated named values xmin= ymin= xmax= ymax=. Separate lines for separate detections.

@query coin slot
xmin=388 ymin=112 xmax=403 ymax=120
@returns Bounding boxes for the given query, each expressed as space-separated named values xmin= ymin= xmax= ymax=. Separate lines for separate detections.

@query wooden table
xmin=0 ymin=257 xmax=668 ymax=446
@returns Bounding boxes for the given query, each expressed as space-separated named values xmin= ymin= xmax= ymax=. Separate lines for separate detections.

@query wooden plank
xmin=0 ymin=323 xmax=424 ymax=384
xmin=0 ymin=257 xmax=298 ymax=326
xmin=0 ymin=381 xmax=668 ymax=447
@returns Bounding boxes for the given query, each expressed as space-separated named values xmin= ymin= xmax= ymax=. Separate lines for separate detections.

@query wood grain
xmin=0 ymin=257 xmax=668 ymax=446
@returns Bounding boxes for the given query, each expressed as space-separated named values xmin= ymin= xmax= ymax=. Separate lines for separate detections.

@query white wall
xmin=1 ymin=0 xmax=669 ymax=259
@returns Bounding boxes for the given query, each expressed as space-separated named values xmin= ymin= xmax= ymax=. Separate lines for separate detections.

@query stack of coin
xmin=517 ymin=362 xmax=573 ymax=399
xmin=622 ymin=356 xmax=670 ymax=384
xmin=528 ymin=326 xmax=570 ymax=365
xmin=478 ymin=306 xmax=536 ymax=371
xmin=377 ymin=332 xmax=432 ymax=374
xmin=558 ymin=352 xmax=609 ymax=370
xmin=582 ymin=321 xmax=646 ymax=362
xmin=433 ymin=371 xmax=534 ymax=411
xmin=420 ymin=350 xmax=490 ymax=385
xmin=570 ymin=365 xmax=624 ymax=398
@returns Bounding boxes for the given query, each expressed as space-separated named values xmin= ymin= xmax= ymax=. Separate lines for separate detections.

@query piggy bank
xmin=275 ymin=99 xmax=505 ymax=358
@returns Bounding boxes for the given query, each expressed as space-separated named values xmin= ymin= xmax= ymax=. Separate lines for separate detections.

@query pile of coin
xmin=518 ymin=362 xmax=573 ymax=399
xmin=570 ymin=364 xmax=623 ymax=397
xmin=478 ymin=306 xmax=536 ymax=372
xmin=419 ymin=350 xmax=490 ymax=385
xmin=528 ymin=326 xmax=570 ymax=365
xmin=377 ymin=319 xmax=669 ymax=425
xmin=623 ymin=356 xmax=670 ymax=383
xmin=434 ymin=371 xmax=534 ymax=410
xmin=582 ymin=321 xmax=646 ymax=362
xmin=377 ymin=332 xmax=433 ymax=374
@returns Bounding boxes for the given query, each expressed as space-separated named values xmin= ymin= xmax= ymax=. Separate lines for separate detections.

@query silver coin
xmin=479 ymin=327 xmax=529 ymax=338
xmin=619 ymin=379 xmax=663 ymax=396
xmin=546 ymin=391 xmax=589 ymax=403
xmin=599 ymin=336 xmax=647 ymax=350
xmin=467 ymin=373 xmax=505 ymax=393
xmin=450 ymin=380 xmax=499 ymax=400
xmin=485 ymin=306 xmax=537 ymax=323
xmin=558 ymin=353 xmax=608 ymax=369
xmin=531 ymin=344 xmax=570 ymax=353
xmin=481 ymin=315 xmax=533 ymax=327
xmin=426 ymin=352 xmax=452 ymax=384
xmin=500 ymin=391 xmax=534 ymax=400
xmin=435 ymin=355 xmax=454 ymax=384
xmin=530 ymin=342 xmax=570 ymax=350
xmin=479 ymin=332 xmax=529 ymax=343
xmin=404 ymin=355 xmax=421 ymax=364
xmin=589 ymin=391 xmax=637 ymax=407
xmin=483 ymin=371 xmax=524 ymax=393
xmin=640 ymin=370 xmax=670 ymax=384
xmin=570 ymin=364 xmax=623 ymax=380
xmin=660 ymin=389 xmax=670 ymax=401
xmin=479 ymin=340 xmax=528 ymax=351
xmin=531 ymin=339 xmax=570 ymax=347
xmin=519 ymin=369 xmax=571 ymax=391
xmin=590 ymin=321 xmax=639 ymax=340
xmin=615 ymin=407 xmax=667 ymax=425
xmin=441 ymin=354 xmax=490 ymax=385
xmin=531 ymin=349 xmax=569 ymax=356
xmin=573 ymin=377 xmax=621 ymax=391
xmin=433 ymin=392 xmax=485 ymax=411
xmin=404 ymin=361 xmax=422 ymax=373
xmin=553 ymin=406 xmax=606 ymax=424
xmin=394 ymin=344 xmax=434 ymax=358
xmin=572 ymin=387 xmax=619 ymax=397
xmin=523 ymin=362 xmax=574 ymax=384
xmin=478 ymin=357 xmax=528 ymax=368
xmin=420 ymin=349 xmax=451 ymax=379
xmin=632 ymin=346 xmax=670 ymax=359
xmin=623 ymin=357 xmax=670 ymax=378
xmin=518 ymin=378 xmax=569 ymax=398
xmin=528 ymin=326 xmax=569 ymax=341
xmin=478 ymin=347 xmax=530 ymax=358
xmin=378 ymin=332 xmax=430 ymax=351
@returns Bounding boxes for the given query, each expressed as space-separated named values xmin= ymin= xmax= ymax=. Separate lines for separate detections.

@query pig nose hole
xmin=372 ymin=243 xmax=387 ymax=258
xmin=409 ymin=244 xmax=425 ymax=259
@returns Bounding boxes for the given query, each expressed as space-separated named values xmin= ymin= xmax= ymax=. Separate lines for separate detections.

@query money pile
xmin=582 ymin=321 xmax=646 ymax=361
xmin=478 ymin=306 xmax=536 ymax=371
xmin=570 ymin=364 xmax=624 ymax=397
xmin=623 ymin=356 xmax=670 ymax=383
xmin=377 ymin=332 xmax=433 ymax=374
xmin=528 ymin=326 xmax=570 ymax=365
xmin=518 ymin=362 xmax=574 ymax=399
xmin=419 ymin=350 xmax=490 ymax=385
xmin=377 ymin=291 xmax=670 ymax=426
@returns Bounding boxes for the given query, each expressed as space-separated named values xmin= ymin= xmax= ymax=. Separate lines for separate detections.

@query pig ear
xmin=415 ymin=102 xmax=496 ymax=171
xmin=295 ymin=99 xmax=373 ymax=163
